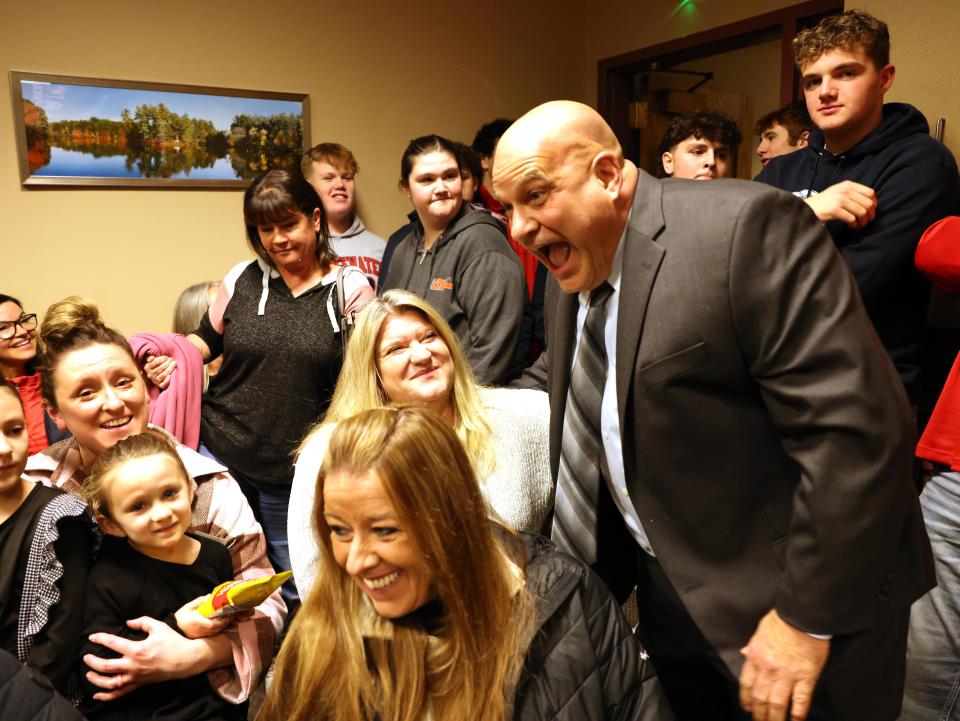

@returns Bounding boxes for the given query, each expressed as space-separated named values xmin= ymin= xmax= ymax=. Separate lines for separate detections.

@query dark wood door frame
xmin=598 ymin=0 xmax=842 ymax=161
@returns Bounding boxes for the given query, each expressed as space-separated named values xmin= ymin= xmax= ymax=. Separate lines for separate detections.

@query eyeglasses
xmin=0 ymin=314 xmax=38 ymax=341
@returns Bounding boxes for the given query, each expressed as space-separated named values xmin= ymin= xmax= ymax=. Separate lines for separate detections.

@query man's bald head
xmin=496 ymin=101 xmax=624 ymax=179
xmin=492 ymin=101 xmax=638 ymax=294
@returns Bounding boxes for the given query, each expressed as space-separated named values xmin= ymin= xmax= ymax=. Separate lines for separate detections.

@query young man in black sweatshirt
xmin=757 ymin=9 xmax=959 ymax=403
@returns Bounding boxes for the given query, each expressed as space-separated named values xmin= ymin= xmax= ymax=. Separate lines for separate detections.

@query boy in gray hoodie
xmin=303 ymin=143 xmax=385 ymax=288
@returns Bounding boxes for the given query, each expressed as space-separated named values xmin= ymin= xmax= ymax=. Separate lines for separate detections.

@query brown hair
xmin=398 ymin=134 xmax=459 ymax=190
xmin=261 ymin=407 xmax=535 ymax=721
xmin=656 ymin=110 xmax=741 ymax=176
xmin=754 ymin=101 xmax=814 ymax=144
xmin=793 ymin=9 xmax=890 ymax=70
xmin=36 ymin=296 xmax=136 ymax=411
xmin=301 ymin=142 xmax=359 ymax=179
xmin=243 ymin=169 xmax=336 ymax=271
xmin=0 ymin=378 xmax=23 ymax=407
xmin=80 ymin=432 xmax=190 ymax=520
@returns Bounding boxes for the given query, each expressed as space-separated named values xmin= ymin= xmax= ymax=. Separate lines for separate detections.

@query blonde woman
xmin=289 ymin=290 xmax=553 ymax=597
xmin=261 ymin=406 xmax=647 ymax=721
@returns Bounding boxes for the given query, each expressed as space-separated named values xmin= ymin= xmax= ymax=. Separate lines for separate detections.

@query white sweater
xmin=287 ymin=387 xmax=553 ymax=598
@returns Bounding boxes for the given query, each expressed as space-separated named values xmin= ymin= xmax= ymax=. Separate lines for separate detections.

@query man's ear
xmin=878 ymin=63 xmax=896 ymax=96
xmin=661 ymin=151 xmax=675 ymax=177
xmin=797 ymin=131 xmax=810 ymax=149
xmin=592 ymin=151 xmax=623 ymax=197
xmin=98 ymin=515 xmax=126 ymax=539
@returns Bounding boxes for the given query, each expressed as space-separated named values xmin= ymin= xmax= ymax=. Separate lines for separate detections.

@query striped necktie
xmin=552 ymin=281 xmax=614 ymax=564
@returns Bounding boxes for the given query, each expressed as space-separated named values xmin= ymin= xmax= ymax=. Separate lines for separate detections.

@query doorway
xmin=598 ymin=0 xmax=842 ymax=176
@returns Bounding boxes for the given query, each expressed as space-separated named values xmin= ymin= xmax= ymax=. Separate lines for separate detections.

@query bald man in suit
xmin=494 ymin=101 xmax=933 ymax=721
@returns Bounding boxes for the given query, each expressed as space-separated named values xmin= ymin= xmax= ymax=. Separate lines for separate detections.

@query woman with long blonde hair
xmin=261 ymin=407 xmax=647 ymax=721
xmin=289 ymin=290 xmax=553 ymax=596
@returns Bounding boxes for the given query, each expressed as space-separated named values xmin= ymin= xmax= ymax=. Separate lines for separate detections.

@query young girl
xmin=0 ymin=379 xmax=93 ymax=695
xmin=77 ymin=432 xmax=243 ymax=721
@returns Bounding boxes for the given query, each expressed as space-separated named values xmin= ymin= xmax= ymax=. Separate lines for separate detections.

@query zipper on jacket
xmin=419 ymin=232 xmax=443 ymax=265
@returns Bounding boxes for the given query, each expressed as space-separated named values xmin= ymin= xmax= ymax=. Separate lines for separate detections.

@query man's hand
xmin=84 ymin=616 xmax=224 ymax=701
xmin=739 ymin=609 xmax=830 ymax=721
xmin=805 ymin=180 xmax=877 ymax=229
xmin=175 ymin=595 xmax=230 ymax=639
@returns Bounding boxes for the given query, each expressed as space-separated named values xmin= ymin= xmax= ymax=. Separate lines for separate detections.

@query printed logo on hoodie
xmin=430 ymin=277 xmax=454 ymax=291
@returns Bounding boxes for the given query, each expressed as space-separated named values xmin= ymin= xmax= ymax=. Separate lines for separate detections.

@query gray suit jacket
xmin=522 ymin=170 xmax=934 ymax=674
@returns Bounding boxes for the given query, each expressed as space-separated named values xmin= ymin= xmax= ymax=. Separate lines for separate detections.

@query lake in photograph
xmin=19 ymin=79 xmax=305 ymax=181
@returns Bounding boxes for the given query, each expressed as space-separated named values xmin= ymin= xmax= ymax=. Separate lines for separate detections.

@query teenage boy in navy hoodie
xmin=757 ymin=9 xmax=959 ymax=403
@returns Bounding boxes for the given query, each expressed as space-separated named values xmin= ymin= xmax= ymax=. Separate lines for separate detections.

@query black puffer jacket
xmin=0 ymin=650 xmax=86 ymax=721
xmin=513 ymin=534 xmax=670 ymax=721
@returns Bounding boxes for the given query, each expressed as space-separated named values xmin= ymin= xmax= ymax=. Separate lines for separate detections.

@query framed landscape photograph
xmin=10 ymin=71 xmax=310 ymax=188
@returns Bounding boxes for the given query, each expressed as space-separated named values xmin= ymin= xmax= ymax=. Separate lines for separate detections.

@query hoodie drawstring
xmin=256 ymin=258 xmax=273 ymax=316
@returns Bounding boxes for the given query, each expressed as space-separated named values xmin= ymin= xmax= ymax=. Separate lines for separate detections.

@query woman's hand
xmin=143 ymin=355 xmax=176 ymax=390
xmin=174 ymin=596 xmax=231 ymax=639
xmin=84 ymin=616 xmax=232 ymax=701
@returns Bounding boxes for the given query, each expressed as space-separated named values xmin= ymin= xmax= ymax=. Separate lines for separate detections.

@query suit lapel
xmin=616 ymin=172 xmax=666 ymax=433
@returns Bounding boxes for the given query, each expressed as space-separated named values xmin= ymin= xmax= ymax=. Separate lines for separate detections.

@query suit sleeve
xmin=728 ymin=188 xmax=917 ymax=634
xmin=455 ymin=235 xmax=526 ymax=385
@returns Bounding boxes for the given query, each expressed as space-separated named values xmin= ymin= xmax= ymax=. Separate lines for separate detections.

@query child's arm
xmin=174 ymin=595 xmax=230 ymax=639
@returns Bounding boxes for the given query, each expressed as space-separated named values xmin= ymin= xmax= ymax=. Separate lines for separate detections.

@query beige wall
xmin=9 ymin=0 xmax=956 ymax=335
xmin=856 ymin=0 xmax=960 ymax=159
xmin=2 ymin=0 xmax=585 ymax=334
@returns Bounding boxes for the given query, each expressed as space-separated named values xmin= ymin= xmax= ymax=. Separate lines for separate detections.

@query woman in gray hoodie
xmin=380 ymin=135 xmax=525 ymax=386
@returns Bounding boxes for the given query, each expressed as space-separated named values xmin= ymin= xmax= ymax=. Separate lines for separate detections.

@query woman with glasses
xmin=0 ymin=295 xmax=69 ymax=453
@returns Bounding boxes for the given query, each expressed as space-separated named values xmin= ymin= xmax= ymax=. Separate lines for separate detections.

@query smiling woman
xmin=0 ymin=295 xmax=70 ymax=453
xmin=288 ymin=290 xmax=554 ymax=599
xmin=262 ymin=406 xmax=650 ymax=721
xmin=24 ymin=296 xmax=286 ymax=705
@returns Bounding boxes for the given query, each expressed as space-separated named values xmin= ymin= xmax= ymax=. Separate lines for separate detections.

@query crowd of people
xmin=2 ymin=8 xmax=960 ymax=721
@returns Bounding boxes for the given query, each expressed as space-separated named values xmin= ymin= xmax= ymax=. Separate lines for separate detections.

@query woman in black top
xmin=151 ymin=169 xmax=373 ymax=605
xmin=0 ymin=380 xmax=93 ymax=696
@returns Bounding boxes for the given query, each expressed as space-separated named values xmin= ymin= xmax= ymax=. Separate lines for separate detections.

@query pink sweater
xmin=127 ymin=333 xmax=205 ymax=449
